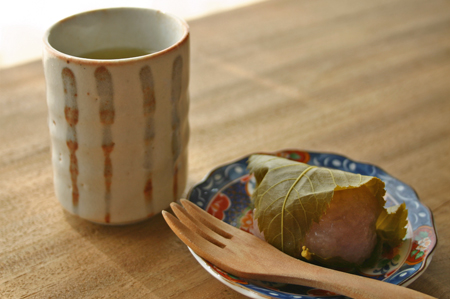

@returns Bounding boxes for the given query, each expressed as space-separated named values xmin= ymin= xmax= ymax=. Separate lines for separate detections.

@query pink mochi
xmin=304 ymin=185 xmax=382 ymax=265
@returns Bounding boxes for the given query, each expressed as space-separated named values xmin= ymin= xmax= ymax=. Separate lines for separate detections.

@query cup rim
xmin=43 ymin=7 xmax=190 ymax=66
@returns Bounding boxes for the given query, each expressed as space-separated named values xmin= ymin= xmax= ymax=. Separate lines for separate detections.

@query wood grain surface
xmin=1 ymin=0 xmax=449 ymax=298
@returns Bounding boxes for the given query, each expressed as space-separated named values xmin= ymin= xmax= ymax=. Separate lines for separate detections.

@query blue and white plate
xmin=187 ymin=149 xmax=437 ymax=299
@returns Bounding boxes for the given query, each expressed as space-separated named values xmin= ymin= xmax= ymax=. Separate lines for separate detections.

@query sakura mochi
xmin=248 ymin=154 xmax=408 ymax=269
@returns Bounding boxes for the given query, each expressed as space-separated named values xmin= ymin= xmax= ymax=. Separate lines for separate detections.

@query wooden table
xmin=1 ymin=0 xmax=449 ymax=298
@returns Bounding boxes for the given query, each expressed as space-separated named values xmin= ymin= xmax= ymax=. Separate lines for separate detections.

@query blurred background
xmin=0 ymin=0 xmax=264 ymax=69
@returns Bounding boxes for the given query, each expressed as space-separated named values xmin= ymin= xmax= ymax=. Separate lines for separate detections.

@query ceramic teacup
xmin=43 ymin=7 xmax=189 ymax=224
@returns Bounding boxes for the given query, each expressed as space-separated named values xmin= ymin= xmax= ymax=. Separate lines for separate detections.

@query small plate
xmin=187 ymin=149 xmax=437 ymax=299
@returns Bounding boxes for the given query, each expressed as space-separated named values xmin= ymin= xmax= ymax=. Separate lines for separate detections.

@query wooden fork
xmin=162 ymin=199 xmax=435 ymax=299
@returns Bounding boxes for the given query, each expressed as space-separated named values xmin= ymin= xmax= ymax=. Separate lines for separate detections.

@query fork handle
xmin=265 ymin=261 xmax=435 ymax=299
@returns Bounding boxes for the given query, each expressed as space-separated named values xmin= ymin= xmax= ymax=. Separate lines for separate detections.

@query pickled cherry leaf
xmin=376 ymin=203 xmax=408 ymax=248
xmin=247 ymin=154 xmax=386 ymax=259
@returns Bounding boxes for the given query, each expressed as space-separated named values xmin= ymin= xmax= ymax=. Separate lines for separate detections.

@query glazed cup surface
xmin=43 ymin=8 xmax=189 ymax=224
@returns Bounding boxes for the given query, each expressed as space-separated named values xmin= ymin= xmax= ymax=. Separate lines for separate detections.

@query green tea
xmin=79 ymin=47 xmax=156 ymax=59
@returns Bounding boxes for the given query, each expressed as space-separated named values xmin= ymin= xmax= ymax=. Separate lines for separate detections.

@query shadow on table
xmin=62 ymin=204 xmax=212 ymax=297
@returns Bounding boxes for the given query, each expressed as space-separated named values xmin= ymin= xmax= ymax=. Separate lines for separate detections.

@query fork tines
xmin=162 ymin=199 xmax=233 ymax=261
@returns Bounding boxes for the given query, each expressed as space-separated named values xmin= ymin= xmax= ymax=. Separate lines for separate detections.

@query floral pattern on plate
xmin=187 ymin=149 xmax=437 ymax=299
